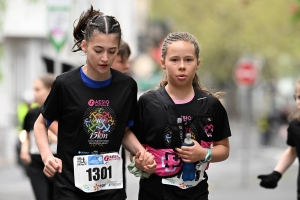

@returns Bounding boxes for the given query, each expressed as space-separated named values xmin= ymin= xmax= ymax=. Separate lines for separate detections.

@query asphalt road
xmin=0 ymin=121 xmax=298 ymax=200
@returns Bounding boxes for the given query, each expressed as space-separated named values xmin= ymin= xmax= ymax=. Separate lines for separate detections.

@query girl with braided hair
xmin=34 ymin=6 xmax=155 ymax=200
xmin=258 ymin=77 xmax=300 ymax=200
xmin=131 ymin=32 xmax=231 ymax=200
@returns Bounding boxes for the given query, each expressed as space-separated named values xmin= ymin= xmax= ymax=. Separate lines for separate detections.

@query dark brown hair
xmin=118 ymin=40 xmax=131 ymax=60
xmin=159 ymin=32 xmax=224 ymax=99
xmin=72 ymin=5 xmax=122 ymax=52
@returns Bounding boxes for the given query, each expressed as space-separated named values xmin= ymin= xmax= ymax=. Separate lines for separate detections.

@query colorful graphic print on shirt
xmin=83 ymin=99 xmax=116 ymax=146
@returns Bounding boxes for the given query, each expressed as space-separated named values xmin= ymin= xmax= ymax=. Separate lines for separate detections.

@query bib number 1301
xmin=86 ymin=166 xmax=112 ymax=181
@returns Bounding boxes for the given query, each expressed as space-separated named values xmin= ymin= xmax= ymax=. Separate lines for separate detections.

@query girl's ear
xmin=160 ymin=58 xmax=166 ymax=70
xmin=81 ymin=40 xmax=87 ymax=52
xmin=197 ymin=59 xmax=201 ymax=70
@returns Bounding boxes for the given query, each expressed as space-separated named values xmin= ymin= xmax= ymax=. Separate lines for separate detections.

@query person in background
xmin=111 ymin=40 xmax=131 ymax=74
xmin=132 ymin=32 xmax=231 ymax=200
xmin=111 ymin=39 xmax=132 ymax=191
xmin=33 ymin=6 xmax=155 ymax=200
xmin=258 ymin=77 xmax=300 ymax=200
xmin=20 ymin=74 xmax=57 ymax=200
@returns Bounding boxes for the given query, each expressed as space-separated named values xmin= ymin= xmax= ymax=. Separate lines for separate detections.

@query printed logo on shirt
xmin=204 ymin=124 xmax=213 ymax=137
xmin=83 ymin=106 xmax=117 ymax=146
xmin=88 ymin=99 xmax=110 ymax=107
xmin=78 ymin=151 xmax=90 ymax=155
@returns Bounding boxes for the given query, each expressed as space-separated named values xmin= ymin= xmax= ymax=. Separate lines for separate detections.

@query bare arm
xmin=48 ymin=120 xmax=58 ymax=136
xmin=274 ymin=146 xmax=297 ymax=174
xmin=34 ymin=114 xmax=62 ymax=177
xmin=19 ymin=130 xmax=31 ymax=164
xmin=176 ymin=137 xmax=230 ymax=163
xmin=122 ymin=127 xmax=156 ymax=173
xmin=122 ymin=127 xmax=145 ymax=156
xmin=211 ymin=138 xmax=230 ymax=162
xmin=48 ymin=129 xmax=57 ymax=143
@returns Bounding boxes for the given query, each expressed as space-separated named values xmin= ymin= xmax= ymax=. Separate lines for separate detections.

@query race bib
xmin=73 ymin=153 xmax=123 ymax=193
xmin=162 ymin=162 xmax=208 ymax=189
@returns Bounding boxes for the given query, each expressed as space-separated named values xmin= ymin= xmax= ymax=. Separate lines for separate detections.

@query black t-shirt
xmin=132 ymin=87 xmax=231 ymax=200
xmin=41 ymin=67 xmax=137 ymax=199
xmin=23 ymin=107 xmax=40 ymax=133
xmin=286 ymin=119 xmax=300 ymax=197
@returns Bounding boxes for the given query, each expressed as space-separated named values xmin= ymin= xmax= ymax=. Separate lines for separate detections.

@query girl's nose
xmin=179 ymin=60 xmax=186 ymax=70
xmin=101 ymin=52 xmax=108 ymax=62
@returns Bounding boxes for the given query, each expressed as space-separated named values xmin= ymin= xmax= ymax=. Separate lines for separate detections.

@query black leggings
xmin=28 ymin=154 xmax=54 ymax=200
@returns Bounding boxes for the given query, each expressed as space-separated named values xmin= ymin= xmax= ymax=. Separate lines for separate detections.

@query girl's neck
xmin=165 ymin=84 xmax=194 ymax=100
xmin=82 ymin=64 xmax=111 ymax=81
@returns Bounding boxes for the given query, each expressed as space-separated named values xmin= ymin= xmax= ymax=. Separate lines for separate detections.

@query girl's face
xmin=112 ymin=55 xmax=130 ymax=74
xmin=295 ymin=86 xmax=300 ymax=109
xmin=33 ymin=79 xmax=50 ymax=106
xmin=81 ymin=31 xmax=119 ymax=80
xmin=161 ymin=41 xmax=200 ymax=88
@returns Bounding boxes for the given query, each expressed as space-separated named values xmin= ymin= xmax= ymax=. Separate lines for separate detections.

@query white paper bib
xmin=162 ymin=162 xmax=208 ymax=189
xmin=73 ymin=152 xmax=123 ymax=193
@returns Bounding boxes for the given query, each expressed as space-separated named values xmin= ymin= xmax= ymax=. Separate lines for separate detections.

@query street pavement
xmin=0 ymin=120 xmax=298 ymax=200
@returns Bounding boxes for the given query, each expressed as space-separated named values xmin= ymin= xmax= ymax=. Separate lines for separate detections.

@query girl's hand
xmin=43 ymin=155 xmax=62 ymax=177
xmin=20 ymin=151 xmax=31 ymax=164
xmin=135 ymin=151 xmax=157 ymax=174
xmin=175 ymin=140 xmax=206 ymax=163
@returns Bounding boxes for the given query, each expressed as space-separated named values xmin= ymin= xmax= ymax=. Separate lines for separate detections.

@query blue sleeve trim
xmin=46 ymin=119 xmax=53 ymax=127
xmin=127 ymin=120 xmax=134 ymax=127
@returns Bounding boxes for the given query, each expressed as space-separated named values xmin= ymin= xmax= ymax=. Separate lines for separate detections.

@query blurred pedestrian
xmin=33 ymin=6 xmax=155 ymax=200
xmin=111 ymin=40 xmax=131 ymax=74
xmin=132 ymin=32 xmax=232 ymax=200
xmin=258 ymin=76 xmax=300 ymax=200
xmin=19 ymin=73 xmax=56 ymax=200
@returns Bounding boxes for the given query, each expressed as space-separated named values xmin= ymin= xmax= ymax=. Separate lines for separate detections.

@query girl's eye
xmin=95 ymin=50 xmax=101 ymax=53
xmin=186 ymin=58 xmax=193 ymax=62
xmin=109 ymin=51 xmax=116 ymax=54
xmin=171 ymin=58 xmax=178 ymax=62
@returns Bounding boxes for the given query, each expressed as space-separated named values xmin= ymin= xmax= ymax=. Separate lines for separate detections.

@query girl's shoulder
xmin=55 ymin=67 xmax=81 ymax=86
xmin=139 ymin=89 xmax=157 ymax=102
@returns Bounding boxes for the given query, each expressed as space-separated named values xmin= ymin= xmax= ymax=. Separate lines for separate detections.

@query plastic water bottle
xmin=182 ymin=133 xmax=195 ymax=181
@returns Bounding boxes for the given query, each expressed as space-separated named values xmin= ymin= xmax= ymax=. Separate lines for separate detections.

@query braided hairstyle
xmin=159 ymin=32 xmax=224 ymax=100
xmin=72 ymin=5 xmax=122 ymax=52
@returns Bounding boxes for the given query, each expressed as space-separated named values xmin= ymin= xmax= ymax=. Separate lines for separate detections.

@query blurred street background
xmin=1 ymin=0 xmax=300 ymax=200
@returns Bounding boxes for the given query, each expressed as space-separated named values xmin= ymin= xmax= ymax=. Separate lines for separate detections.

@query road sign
xmin=234 ymin=59 xmax=258 ymax=87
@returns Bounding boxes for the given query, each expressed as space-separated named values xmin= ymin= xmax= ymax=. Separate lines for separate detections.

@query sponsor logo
xmin=78 ymin=151 xmax=90 ymax=155
xmin=104 ymin=154 xmax=120 ymax=161
xmin=88 ymin=155 xmax=104 ymax=165
xmin=88 ymin=99 xmax=110 ymax=107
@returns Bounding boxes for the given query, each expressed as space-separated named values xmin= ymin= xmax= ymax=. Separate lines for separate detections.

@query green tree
xmin=150 ymin=0 xmax=300 ymax=85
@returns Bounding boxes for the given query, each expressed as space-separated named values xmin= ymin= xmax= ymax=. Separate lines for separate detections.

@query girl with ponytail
xmin=34 ymin=6 xmax=155 ymax=200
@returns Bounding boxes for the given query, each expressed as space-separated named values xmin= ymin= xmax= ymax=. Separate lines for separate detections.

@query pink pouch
xmin=146 ymin=145 xmax=182 ymax=177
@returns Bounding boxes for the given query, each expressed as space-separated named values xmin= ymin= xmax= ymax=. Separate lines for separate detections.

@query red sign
xmin=234 ymin=61 xmax=258 ymax=86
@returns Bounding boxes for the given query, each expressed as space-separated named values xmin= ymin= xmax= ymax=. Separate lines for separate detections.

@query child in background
xmin=132 ymin=32 xmax=231 ymax=200
xmin=258 ymin=77 xmax=300 ymax=200
xmin=111 ymin=40 xmax=131 ymax=74
xmin=20 ymin=74 xmax=57 ymax=200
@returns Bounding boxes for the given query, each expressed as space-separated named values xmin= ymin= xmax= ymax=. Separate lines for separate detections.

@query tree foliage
xmin=150 ymin=0 xmax=300 ymax=85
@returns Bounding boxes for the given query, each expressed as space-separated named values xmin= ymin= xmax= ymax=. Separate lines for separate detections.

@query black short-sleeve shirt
xmin=132 ymin=87 xmax=231 ymax=200
xmin=286 ymin=119 xmax=300 ymax=197
xmin=41 ymin=67 xmax=137 ymax=199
